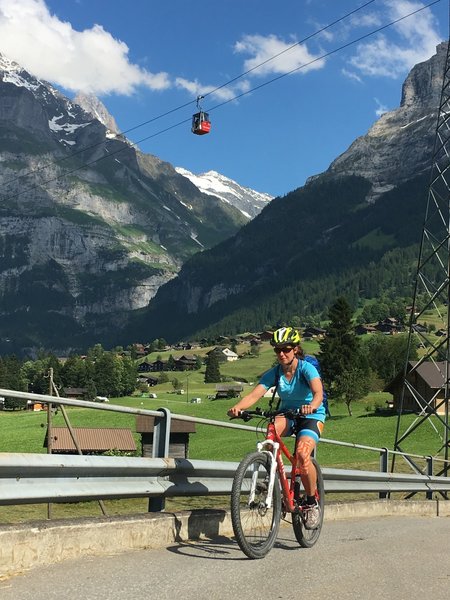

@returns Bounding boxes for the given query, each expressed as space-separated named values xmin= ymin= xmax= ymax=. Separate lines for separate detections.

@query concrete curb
xmin=1 ymin=499 xmax=449 ymax=579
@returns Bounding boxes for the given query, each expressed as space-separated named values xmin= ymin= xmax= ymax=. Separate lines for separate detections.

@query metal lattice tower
xmin=393 ymin=39 xmax=450 ymax=479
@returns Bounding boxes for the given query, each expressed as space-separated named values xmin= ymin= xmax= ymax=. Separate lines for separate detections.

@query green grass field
xmin=0 ymin=340 xmax=446 ymax=523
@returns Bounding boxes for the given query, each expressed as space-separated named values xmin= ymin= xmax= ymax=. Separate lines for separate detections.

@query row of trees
xmin=0 ymin=344 xmax=137 ymax=401
xmin=1 ymin=298 xmax=413 ymax=414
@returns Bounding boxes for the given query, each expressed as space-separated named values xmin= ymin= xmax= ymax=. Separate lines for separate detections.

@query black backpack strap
xmin=298 ymin=359 xmax=307 ymax=385
xmin=268 ymin=365 xmax=281 ymax=412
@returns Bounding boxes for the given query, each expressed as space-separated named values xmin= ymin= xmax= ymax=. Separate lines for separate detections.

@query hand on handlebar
xmin=300 ymin=404 xmax=317 ymax=416
xmin=227 ymin=406 xmax=242 ymax=418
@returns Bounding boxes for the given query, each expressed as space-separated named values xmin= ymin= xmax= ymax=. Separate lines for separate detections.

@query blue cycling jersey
xmin=259 ymin=360 xmax=326 ymax=423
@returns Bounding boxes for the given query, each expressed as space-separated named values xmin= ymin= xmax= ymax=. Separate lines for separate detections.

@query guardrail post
xmin=426 ymin=456 xmax=434 ymax=500
xmin=379 ymin=447 xmax=389 ymax=499
xmin=148 ymin=408 xmax=171 ymax=512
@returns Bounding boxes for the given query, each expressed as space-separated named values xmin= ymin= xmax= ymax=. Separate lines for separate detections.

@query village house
xmin=302 ymin=326 xmax=326 ymax=339
xmin=385 ymin=361 xmax=448 ymax=415
xmin=63 ymin=387 xmax=88 ymax=400
xmin=354 ymin=324 xmax=378 ymax=335
xmin=215 ymin=384 xmax=244 ymax=399
xmin=259 ymin=331 xmax=274 ymax=341
xmin=174 ymin=354 xmax=199 ymax=371
xmin=375 ymin=317 xmax=403 ymax=334
xmin=206 ymin=347 xmax=239 ymax=362
xmin=136 ymin=375 xmax=158 ymax=387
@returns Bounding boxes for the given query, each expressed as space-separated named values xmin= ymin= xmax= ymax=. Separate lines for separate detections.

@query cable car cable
xmin=201 ymin=0 xmax=378 ymax=101
xmin=204 ymin=0 xmax=443 ymax=116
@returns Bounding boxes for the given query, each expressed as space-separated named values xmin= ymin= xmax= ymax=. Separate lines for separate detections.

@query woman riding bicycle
xmin=228 ymin=326 xmax=326 ymax=529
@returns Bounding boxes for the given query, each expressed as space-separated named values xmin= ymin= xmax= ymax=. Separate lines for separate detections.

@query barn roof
xmin=385 ymin=361 xmax=448 ymax=393
xmin=44 ymin=427 xmax=136 ymax=452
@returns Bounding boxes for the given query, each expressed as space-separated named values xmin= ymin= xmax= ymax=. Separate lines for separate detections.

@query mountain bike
xmin=230 ymin=408 xmax=324 ymax=559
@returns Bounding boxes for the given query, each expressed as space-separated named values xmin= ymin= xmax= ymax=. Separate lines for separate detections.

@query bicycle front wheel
xmin=230 ymin=451 xmax=281 ymax=559
xmin=292 ymin=457 xmax=324 ymax=548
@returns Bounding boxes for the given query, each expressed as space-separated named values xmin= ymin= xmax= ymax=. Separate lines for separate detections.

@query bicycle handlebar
xmin=230 ymin=407 xmax=316 ymax=422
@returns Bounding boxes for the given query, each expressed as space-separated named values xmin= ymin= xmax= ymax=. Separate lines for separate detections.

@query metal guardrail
xmin=0 ymin=388 xmax=449 ymax=507
xmin=1 ymin=453 xmax=450 ymax=506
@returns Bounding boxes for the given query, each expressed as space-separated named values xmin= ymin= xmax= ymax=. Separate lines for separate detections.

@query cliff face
xmin=0 ymin=53 xmax=257 ymax=354
xmin=324 ymin=41 xmax=447 ymax=199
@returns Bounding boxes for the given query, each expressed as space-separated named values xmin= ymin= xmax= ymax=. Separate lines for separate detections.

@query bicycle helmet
xmin=270 ymin=326 xmax=301 ymax=347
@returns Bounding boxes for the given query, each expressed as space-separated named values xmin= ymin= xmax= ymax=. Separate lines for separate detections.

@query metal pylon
xmin=392 ymin=39 xmax=450 ymax=481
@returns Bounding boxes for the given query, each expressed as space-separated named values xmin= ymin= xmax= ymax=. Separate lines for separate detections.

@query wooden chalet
xmin=174 ymin=354 xmax=199 ymax=371
xmin=259 ymin=331 xmax=274 ymax=341
xmin=375 ymin=318 xmax=403 ymax=334
xmin=63 ymin=387 xmax=88 ymax=400
xmin=215 ymin=383 xmax=244 ymax=399
xmin=137 ymin=375 xmax=158 ymax=387
xmin=136 ymin=415 xmax=196 ymax=458
xmin=385 ymin=361 xmax=448 ymax=415
xmin=302 ymin=327 xmax=326 ymax=339
xmin=354 ymin=324 xmax=378 ymax=335
xmin=207 ymin=347 xmax=238 ymax=362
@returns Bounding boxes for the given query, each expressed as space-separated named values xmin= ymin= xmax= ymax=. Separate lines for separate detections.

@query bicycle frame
xmin=254 ymin=419 xmax=298 ymax=513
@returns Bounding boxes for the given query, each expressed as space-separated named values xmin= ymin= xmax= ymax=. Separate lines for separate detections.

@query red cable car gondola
xmin=192 ymin=95 xmax=211 ymax=135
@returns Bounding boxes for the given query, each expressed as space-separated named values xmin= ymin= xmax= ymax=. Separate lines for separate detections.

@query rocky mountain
xmin=134 ymin=42 xmax=448 ymax=343
xmin=0 ymin=52 xmax=271 ymax=355
xmin=74 ymin=92 xmax=121 ymax=135
xmin=175 ymin=168 xmax=273 ymax=218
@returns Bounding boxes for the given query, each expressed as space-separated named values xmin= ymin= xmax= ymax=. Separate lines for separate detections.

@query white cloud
xmin=341 ymin=68 xmax=362 ymax=83
xmin=176 ymin=33 xmax=326 ymax=106
xmin=0 ymin=0 xmax=170 ymax=94
xmin=374 ymin=97 xmax=389 ymax=117
xmin=234 ymin=34 xmax=326 ymax=76
xmin=348 ymin=0 xmax=442 ymax=79
xmin=174 ymin=77 xmax=250 ymax=102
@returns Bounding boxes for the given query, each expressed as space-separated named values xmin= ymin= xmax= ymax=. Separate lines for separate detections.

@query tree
xmin=157 ymin=338 xmax=168 ymax=350
xmin=318 ymin=297 xmax=361 ymax=386
xmin=204 ymin=352 xmax=221 ymax=383
xmin=167 ymin=355 xmax=176 ymax=371
xmin=2 ymin=355 xmax=26 ymax=391
xmin=365 ymin=334 xmax=416 ymax=384
xmin=250 ymin=344 xmax=260 ymax=357
xmin=4 ymin=397 xmax=27 ymax=410
xmin=334 ymin=367 xmax=370 ymax=416
xmin=121 ymin=356 xmax=137 ymax=395
xmin=319 ymin=297 xmax=369 ymax=413
xmin=158 ymin=371 xmax=169 ymax=384
xmin=171 ymin=377 xmax=182 ymax=391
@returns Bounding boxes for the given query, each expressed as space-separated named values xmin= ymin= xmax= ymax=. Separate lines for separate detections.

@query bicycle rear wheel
xmin=230 ymin=451 xmax=281 ymax=559
xmin=292 ymin=458 xmax=324 ymax=548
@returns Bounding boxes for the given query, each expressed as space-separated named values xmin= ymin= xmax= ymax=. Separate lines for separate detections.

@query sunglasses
xmin=274 ymin=347 xmax=294 ymax=354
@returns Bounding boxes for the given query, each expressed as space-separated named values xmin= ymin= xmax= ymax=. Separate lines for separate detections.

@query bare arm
xmin=227 ymin=383 xmax=268 ymax=417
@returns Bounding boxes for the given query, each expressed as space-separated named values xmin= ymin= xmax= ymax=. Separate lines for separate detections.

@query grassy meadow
xmin=0 ymin=339 xmax=445 ymax=523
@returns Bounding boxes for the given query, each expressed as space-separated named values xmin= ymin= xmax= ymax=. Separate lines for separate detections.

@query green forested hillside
xmin=134 ymin=172 xmax=428 ymax=342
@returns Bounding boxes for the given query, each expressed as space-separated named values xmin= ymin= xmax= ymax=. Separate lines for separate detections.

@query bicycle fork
xmin=248 ymin=440 xmax=280 ymax=509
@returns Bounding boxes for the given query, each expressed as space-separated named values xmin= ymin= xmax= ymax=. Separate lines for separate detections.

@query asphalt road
xmin=1 ymin=516 xmax=449 ymax=600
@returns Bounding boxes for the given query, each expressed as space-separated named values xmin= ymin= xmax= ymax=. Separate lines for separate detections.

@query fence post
xmin=379 ymin=447 xmax=389 ymax=499
xmin=148 ymin=408 xmax=171 ymax=512
xmin=426 ymin=455 xmax=434 ymax=500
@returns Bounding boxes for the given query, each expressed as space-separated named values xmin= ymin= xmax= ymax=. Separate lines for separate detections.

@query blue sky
xmin=0 ymin=0 xmax=448 ymax=197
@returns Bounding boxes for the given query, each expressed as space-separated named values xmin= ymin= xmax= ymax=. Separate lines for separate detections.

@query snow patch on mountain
xmin=74 ymin=92 xmax=120 ymax=135
xmin=175 ymin=167 xmax=273 ymax=219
